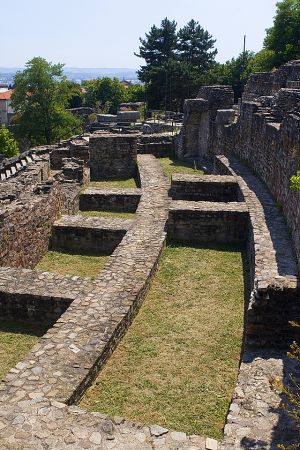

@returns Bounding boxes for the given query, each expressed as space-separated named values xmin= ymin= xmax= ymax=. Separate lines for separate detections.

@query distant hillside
xmin=0 ymin=67 xmax=139 ymax=84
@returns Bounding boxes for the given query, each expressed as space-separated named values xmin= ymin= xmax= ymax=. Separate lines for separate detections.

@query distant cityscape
xmin=0 ymin=67 xmax=139 ymax=85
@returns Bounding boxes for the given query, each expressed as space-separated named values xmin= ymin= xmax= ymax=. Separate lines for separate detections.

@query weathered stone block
xmin=89 ymin=133 xmax=137 ymax=180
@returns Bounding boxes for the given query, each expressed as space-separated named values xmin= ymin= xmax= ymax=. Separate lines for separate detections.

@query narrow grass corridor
xmin=81 ymin=241 xmax=245 ymax=439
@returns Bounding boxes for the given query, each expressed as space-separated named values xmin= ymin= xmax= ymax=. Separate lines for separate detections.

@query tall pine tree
xmin=135 ymin=18 xmax=217 ymax=110
xmin=135 ymin=18 xmax=177 ymax=109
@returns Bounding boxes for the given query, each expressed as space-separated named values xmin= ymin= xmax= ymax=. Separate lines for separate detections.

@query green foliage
xmin=135 ymin=18 xmax=178 ymax=67
xmin=65 ymin=80 xmax=83 ymax=108
xmin=0 ymin=126 xmax=19 ymax=158
xmin=177 ymin=19 xmax=217 ymax=69
xmin=11 ymin=57 xmax=82 ymax=146
xmin=88 ymin=113 xmax=97 ymax=124
xmin=206 ymin=52 xmax=255 ymax=101
xmin=126 ymin=84 xmax=145 ymax=103
xmin=83 ymin=77 xmax=128 ymax=113
xmin=291 ymin=171 xmax=300 ymax=191
xmin=247 ymin=49 xmax=276 ymax=73
xmin=264 ymin=0 xmax=300 ymax=67
xmin=135 ymin=18 xmax=217 ymax=110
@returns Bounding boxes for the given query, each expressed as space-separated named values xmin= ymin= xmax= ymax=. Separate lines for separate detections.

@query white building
xmin=0 ymin=90 xmax=14 ymax=125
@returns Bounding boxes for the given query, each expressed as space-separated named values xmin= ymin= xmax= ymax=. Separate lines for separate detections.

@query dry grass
xmin=79 ymin=210 xmax=135 ymax=219
xmin=81 ymin=241 xmax=245 ymax=439
xmin=89 ymin=179 xmax=136 ymax=189
xmin=36 ymin=251 xmax=108 ymax=279
xmin=158 ymin=156 xmax=204 ymax=180
xmin=0 ymin=320 xmax=49 ymax=381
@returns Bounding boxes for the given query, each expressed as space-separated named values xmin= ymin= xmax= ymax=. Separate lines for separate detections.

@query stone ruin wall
xmin=0 ymin=151 xmax=85 ymax=269
xmin=0 ymin=130 xmax=169 ymax=271
xmin=0 ymin=111 xmax=299 ymax=447
xmin=178 ymin=60 xmax=300 ymax=267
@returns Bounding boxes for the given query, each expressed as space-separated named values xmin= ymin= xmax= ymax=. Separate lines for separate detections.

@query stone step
xmin=0 ymin=266 xmax=91 ymax=323
xmin=80 ymin=187 xmax=141 ymax=212
xmin=171 ymin=173 xmax=241 ymax=202
xmin=168 ymin=200 xmax=249 ymax=243
xmin=51 ymin=215 xmax=133 ymax=255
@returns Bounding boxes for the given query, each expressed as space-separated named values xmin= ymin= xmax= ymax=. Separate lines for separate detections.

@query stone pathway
xmin=0 ymin=152 xmax=298 ymax=448
xmin=221 ymin=349 xmax=299 ymax=450
xmin=215 ymin=155 xmax=300 ymax=448
xmin=0 ymin=155 xmax=221 ymax=449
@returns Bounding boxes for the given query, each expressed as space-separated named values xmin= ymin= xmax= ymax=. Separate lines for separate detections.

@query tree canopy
xmin=0 ymin=126 xmax=19 ymax=158
xmin=264 ymin=0 xmax=300 ymax=67
xmin=83 ymin=77 xmax=129 ymax=113
xmin=177 ymin=19 xmax=217 ymax=69
xmin=135 ymin=18 xmax=217 ymax=110
xmin=11 ymin=57 xmax=82 ymax=146
xmin=207 ymin=51 xmax=255 ymax=101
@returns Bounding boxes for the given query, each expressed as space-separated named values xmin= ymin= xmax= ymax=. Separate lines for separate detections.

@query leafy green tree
xmin=247 ymin=49 xmax=276 ymax=73
xmin=65 ymin=81 xmax=83 ymax=108
xmin=265 ymin=0 xmax=300 ymax=67
xmin=0 ymin=126 xmax=19 ymax=158
xmin=126 ymin=84 xmax=145 ymax=103
xmin=11 ymin=57 xmax=82 ymax=146
xmin=206 ymin=51 xmax=255 ymax=101
xmin=83 ymin=77 xmax=128 ymax=113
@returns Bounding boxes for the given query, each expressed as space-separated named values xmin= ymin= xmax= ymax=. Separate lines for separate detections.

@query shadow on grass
xmin=0 ymin=319 xmax=50 ymax=337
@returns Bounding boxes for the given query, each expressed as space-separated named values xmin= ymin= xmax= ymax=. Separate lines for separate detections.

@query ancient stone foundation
xmin=0 ymin=66 xmax=299 ymax=448
xmin=79 ymin=188 xmax=141 ymax=213
xmin=89 ymin=133 xmax=137 ymax=180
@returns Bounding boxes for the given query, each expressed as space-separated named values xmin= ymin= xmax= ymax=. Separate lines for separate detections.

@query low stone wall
xmin=215 ymin=155 xmax=300 ymax=346
xmin=243 ymin=59 xmax=300 ymax=100
xmin=89 ymin=133 xmax=137 ymax=180
xmin=0 ymin=156 xmax=170 ymax=422
xmin=0 ymin=183 xmax=66 ymax=268
xmin=0 ymin=150 xmax=44 ymax=181
xmin=50 ymin=216 xmax=133 ymax=255
xmin=137 ymin=132 xmax=174 ymax=157
xmin=0 ymin=267 xmax=92 ymax=323
xmin=0 ymin=290 xmax=72 ymax=324
xmin=170 ymin=174 xmax=242 ymax=202
xmin=0 ymin=156 xmax=82 ymax=268
xmin=50 ymin=144 xmax=90 ymax=170
xmin=79 ymin=188 xmax=141 ymax=213
xmin=168 ymin=200 xmax=248 ymax=243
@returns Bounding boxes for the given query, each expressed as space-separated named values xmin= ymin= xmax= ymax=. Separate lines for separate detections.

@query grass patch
xmin=81 ymin=242 xmax=245 ymax=439
xmin=89 ymin=178 xmax=136 ymax=189
xmin=79 ymin=210 xmax=135 ymax=219
xmin=159 ymin=156 xmax=204 ymax=180
xmin=0 ymin=320 xmax=49 ymax=381
xmin=36 ymin=251 xmax=108 ymax=279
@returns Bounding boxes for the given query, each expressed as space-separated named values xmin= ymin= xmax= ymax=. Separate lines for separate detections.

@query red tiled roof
xmin=0 ymin=90 xmax=13 ymax=100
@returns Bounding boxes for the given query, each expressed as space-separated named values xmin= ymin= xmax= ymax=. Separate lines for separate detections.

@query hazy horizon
xmin=2 ymin=0 xmax=278 ymax=68
xmin=0 ymin=67 xmax=139 ymax=71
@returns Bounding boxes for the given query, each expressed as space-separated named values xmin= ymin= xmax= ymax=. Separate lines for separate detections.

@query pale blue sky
xmin=2 ymin=0 xmax=278 ymax=68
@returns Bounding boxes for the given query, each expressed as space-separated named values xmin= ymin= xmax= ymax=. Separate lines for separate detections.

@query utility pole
xmin=240 ymin=34 xmax=247 ymax=101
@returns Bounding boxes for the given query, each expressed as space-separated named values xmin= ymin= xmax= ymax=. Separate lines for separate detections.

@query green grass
xmin=89 ymin=178 xmax=136 ymax=189
xmin=158 ymin=156 xmax=204 ymax=180
xmin=79 ymin=210 xmax=135 ymax=219
xmin=0 ymin=320 xmax=49 ymax=381
xmin=36 ymin=251 xmax=108 ymax=279
xmin=81 ymin=242 xmax=245 ymax=439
